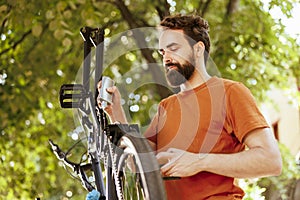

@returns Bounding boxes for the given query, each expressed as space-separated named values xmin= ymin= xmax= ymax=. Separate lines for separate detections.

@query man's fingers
xmin=97 ymin=81 xmax=115 ymax=94
xmin=156 ymin=151 xmax=173 ymax=159
xmin=97 ymin=81 xmax=102 ymax=88
xmin=157 ymin=151 xmax=178 ymax=174
xmin=97 ymin=81 xmax=102 ymax=92
xmin=167 ymin=148 xmax=184 ymax=153
xmin=156 ymin=152 xmax=173 ymax=165
xmin=156 ymin=151 xmax=176 ymax=161
xmin=106 ymin=86 xmax=115 ymax=93
xmin=160 ymin=160 xmax=174 ymax=173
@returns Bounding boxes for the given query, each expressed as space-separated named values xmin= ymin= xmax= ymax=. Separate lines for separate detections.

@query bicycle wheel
xmin=111 ymin=128 xmax=166 ymax=200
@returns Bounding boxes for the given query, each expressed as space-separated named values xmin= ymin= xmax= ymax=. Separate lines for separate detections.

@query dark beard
xmin=165 ymin=61 xmax=195 ymax=87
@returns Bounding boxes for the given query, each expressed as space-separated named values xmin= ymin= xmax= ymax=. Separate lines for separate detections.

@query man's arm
xmin=158 ymin=127 xmax=282 ymax=178
xmin=97 ymin=82 xmax=158 ymax=154
xmin=97 ymin=83 xmax=128 ymax=124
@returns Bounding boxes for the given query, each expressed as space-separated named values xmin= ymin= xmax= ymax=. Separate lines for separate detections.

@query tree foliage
xmin=0 ymin=0 xmax=299 ymax=199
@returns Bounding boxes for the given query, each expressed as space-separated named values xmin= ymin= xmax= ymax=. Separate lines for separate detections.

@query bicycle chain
xmin=96 ymin=107 xmax=124 ymax=200
xmin=106 ymin=133 xmax=124 ymax=200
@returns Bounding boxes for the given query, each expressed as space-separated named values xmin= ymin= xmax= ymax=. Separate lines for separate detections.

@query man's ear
xmin=194 ymin=41 xmax=205 ymax=57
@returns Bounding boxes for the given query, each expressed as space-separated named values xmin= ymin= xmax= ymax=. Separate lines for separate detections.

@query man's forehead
xmin=158 ymin=29 xmax=187 ymax=48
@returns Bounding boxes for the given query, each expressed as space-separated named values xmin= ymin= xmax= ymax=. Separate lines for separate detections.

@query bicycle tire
xmin=109 ymin=127 xmax=166 ymax=200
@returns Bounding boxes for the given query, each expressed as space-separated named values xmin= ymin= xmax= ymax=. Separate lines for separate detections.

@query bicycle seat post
xmin=80 ymin=27 xmax=94 ymax=93
xmin=80 ymin=27 xmax=106 ymax=197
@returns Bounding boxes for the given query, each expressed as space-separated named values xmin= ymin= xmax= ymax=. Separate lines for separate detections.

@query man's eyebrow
xmin=166 ymin=42 xmax=179 ymax=49
xmin=159 ymin=43 xmax=180 ymax=52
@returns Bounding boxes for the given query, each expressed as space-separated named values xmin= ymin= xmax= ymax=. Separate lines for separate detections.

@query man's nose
xmin=163 ymin=52 xmax=173 ymax=64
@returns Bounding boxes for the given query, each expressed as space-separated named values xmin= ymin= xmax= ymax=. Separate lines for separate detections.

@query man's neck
xmin=180 ymin=69 xmax=211 ymax=91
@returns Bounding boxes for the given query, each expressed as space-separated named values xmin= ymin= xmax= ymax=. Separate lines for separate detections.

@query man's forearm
xmin=195 ymin=128 xmax=282 ymax=178
xmin=112 ymin=106 xmax=128 ymax=124
xmin=159 ymin=128 xmax=282 ymax=178
xmin=106 ymin=103 xmax=128 ymax=124
xmin=200 ymin=147 xmax=282 ymax=179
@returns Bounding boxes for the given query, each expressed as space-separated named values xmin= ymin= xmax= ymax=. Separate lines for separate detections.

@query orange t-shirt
xmin=144 ymin=77 xmax=269 ymax=200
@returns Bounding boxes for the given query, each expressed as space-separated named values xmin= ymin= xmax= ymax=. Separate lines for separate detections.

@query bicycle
xmin=49 ymin=27 xmax=166 ymax=200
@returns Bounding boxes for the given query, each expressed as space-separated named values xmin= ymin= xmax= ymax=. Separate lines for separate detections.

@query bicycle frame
xmin=51 ymin=27 xmax=107 ymax=198
xmin=49 ymin=27 xmax=167 ymax=200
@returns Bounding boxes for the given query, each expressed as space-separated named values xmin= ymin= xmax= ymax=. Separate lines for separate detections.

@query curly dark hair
xmin=160 ymin=14 xmax=210 ymax=63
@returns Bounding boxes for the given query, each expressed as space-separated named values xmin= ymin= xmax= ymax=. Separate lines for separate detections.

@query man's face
xmin=158 ymin=29 xmax=195 ymax=87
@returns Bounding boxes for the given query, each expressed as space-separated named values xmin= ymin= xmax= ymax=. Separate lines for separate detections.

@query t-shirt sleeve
xmin=143 ymin=102 xmax=165 ymax=144
xmin=226 ymin=83 xmax=269 ymax=142
xmin=144 ymin=113 xmax=159 ymax=144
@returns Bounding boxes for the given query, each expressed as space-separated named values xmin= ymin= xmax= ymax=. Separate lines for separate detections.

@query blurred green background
xmin=1 ymin=0 xmax=299 ymax=199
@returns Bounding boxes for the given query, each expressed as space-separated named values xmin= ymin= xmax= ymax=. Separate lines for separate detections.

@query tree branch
xmin=225 ymin=0 xmax=239 ymax=17
xmin=0 ymin=4 xmax=12 ymax=35
xmin=198 ymin=0 xmax=212 ymax=17
xmin=22 ymin=23 xmax=49 ymax=63
xmin=0 ymin=17 xmax=8 ymax=35
xmin=0 ymin=30 xmax=31 ymax=56
xmin=107 ymin=0 xmax=173 ymax=98
xmin=155 ymin=0 xmax=170 ymax=20
xmin=113 ymin=0 xmax=140 ymax=29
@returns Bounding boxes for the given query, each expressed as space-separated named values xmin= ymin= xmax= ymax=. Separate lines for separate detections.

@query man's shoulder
xmin=159 ymin=93 xmax=178 ymax=105
xmin=214 ymin=77 xmax=246 ymax=91
xmin=216 ymin=77 xmax=240 ymax=87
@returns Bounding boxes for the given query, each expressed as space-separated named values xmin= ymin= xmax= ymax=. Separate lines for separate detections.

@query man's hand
xmin=97 ymin=81 xmax=127 ymax=124
xmin=156 ymin=148 xmax=203 ymax=177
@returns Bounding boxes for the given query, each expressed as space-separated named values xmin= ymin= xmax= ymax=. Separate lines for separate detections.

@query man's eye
xmin=169 ymin=47 xmax=179 ymax=52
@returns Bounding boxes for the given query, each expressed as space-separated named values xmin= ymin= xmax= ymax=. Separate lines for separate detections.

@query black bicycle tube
xmin=91 ymin=157 xmax=106 ymax=197
xmin=82 ymin=28 xmax=92 ymax=93
xmin=94 ymin=29 xmax=104 ymax=97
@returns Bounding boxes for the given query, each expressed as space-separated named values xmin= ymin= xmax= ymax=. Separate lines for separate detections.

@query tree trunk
xmin=113 ymin=0 xmax=173 ymax=99
xmin=226 ymin=0 xmax=239 ymax=17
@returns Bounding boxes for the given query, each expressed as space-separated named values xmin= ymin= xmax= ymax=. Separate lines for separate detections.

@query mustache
xmin=165 ymin=63 xmax=181 ymax=70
